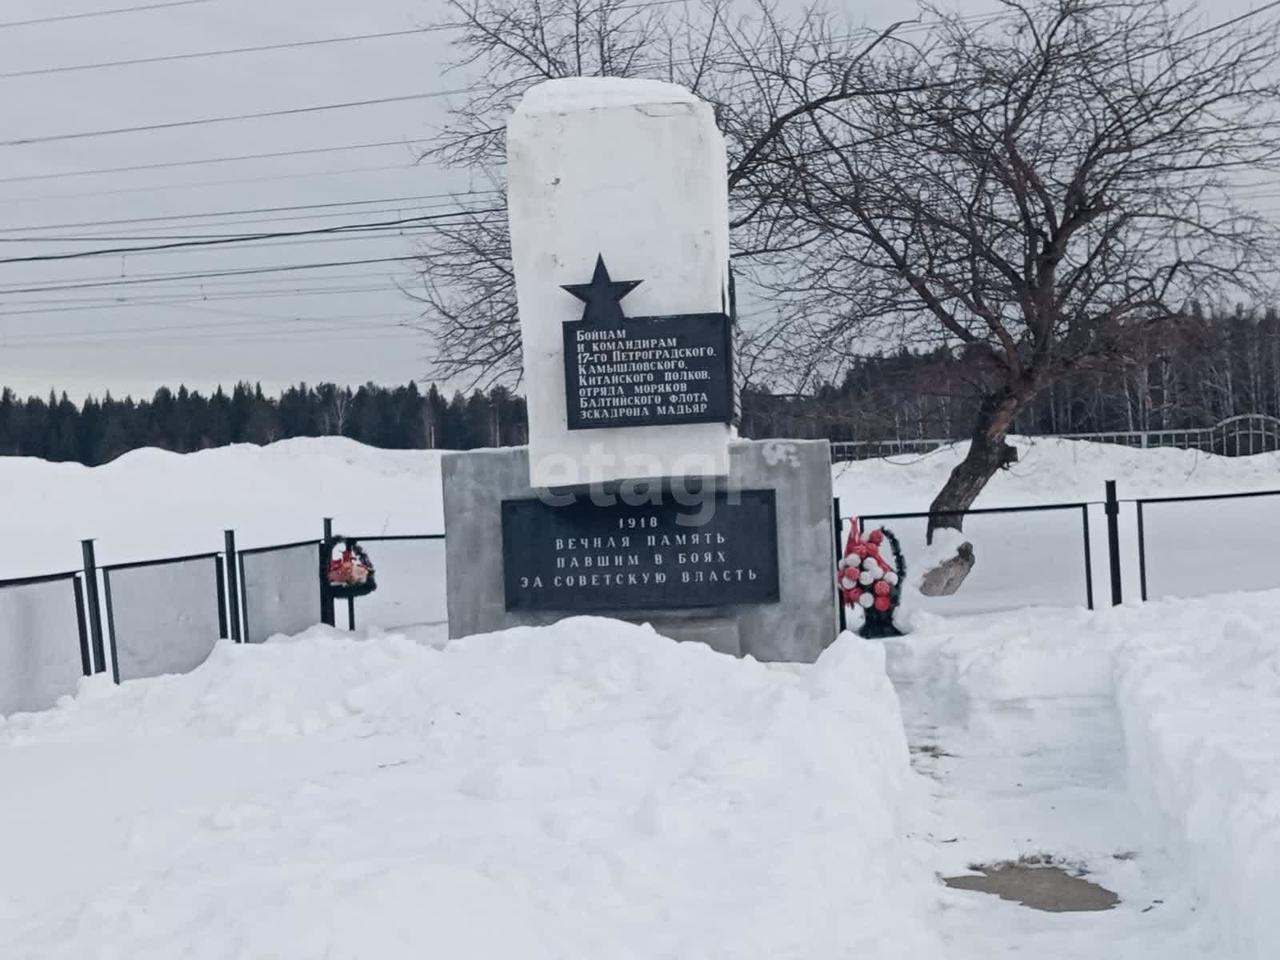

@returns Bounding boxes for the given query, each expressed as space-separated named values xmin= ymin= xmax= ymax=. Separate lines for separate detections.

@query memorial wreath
xmin=838 ymin=520 xmax=906 ymax=638
xmin=325 ymin=538 xmax=377 ymax=599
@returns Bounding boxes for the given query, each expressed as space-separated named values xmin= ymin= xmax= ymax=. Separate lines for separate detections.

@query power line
xmin=0 ymin=208 xmax=504 ymax=264
xmin=0 ymin=27 xmax=439 ymax=79
xmin=0 ymin=274 xmax=398 ymax=303
xmin=0 ymin=256 xmax=422 ymax=295
xmin=0 ymin=161 xmax=437 ymax=206
xmin=0 ymin=89 xmax=472 ymax=147
xmin=0 ymin=198 xmax=499 ymax=239
xmin=0 ymin=0 xmax=211 ymax=29
xmin=0 ymin=311 xmax=414 ymax=343
xmin=1 ymin=0 xmax=691 ymax=71
xmin=11 ymin=221 xmax=500 ymax=261
xmin=0 ymin=284 xmax=405 ymax=316
xmin=3 ymin=327 xmax=419 ymax=349
xmin=0 ymin=139 xmax=426 ymax=185
xmin=0 ymin=191 xmax=501 ymax=235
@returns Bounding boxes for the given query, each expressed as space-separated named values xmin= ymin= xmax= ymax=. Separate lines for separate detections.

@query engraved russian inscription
xmin=559 ymin=254 xmax=733 ymax=430
xmin=502 ymin=490 xmax=779 ymax=611
xmin=564 ymin=314 xmax=732 ymax=429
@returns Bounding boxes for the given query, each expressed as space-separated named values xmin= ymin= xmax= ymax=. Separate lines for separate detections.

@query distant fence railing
xmin=842 ymin=478 xmax=1280 ymax=617
xmin=0 ymin=518 xmax=446 ymax=717
xmin=8 ymin=474 xmax=1280 ymax=717
xmin=830 ymin=414 xmax=1280 ymax=462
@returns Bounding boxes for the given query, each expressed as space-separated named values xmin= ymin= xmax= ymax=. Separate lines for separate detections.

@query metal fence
xmin=1134 ymin=487 xmax=1280 ymax=601
xmin=237 ymin=540 xmax=321 ymax=645
xmin=0 ymin=571 xmax=91 ymax=715
xmin=339 ymin=534 xmax=447 ymax=632
xmin=844 ymin=478 xmax=1280 ymax=615
xmin=8 ymin=475 xmax=1280 ymax=715
xmin=843 ymin=500 xmax=1096 ymax=616
xmin=830 ymin=414 xmax=1280 ymax=462
xmin=103 ymin=552 xmax=225 ymax=684
xmin=0 ymin=519 xmax=448 ymax=716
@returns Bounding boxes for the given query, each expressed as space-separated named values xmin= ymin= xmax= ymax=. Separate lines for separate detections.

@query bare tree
xmin=411 ymin=0 xmax=916 ymax=388
xmin=770 ymin=0 xmax=1280 ymax=539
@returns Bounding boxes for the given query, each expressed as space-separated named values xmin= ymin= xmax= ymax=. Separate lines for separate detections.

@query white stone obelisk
xmin=507 ymin=77 xmax=732 ymax=488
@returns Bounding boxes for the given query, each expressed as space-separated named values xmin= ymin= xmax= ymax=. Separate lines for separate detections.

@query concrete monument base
xmin=442 ymin=438 xmax=838 ymax=662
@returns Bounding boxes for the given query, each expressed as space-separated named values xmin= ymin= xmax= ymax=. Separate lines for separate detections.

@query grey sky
xmin=0 ymin=0 xmax=1260 ymax=400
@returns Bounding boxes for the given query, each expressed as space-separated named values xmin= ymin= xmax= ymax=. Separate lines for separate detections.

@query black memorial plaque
xmin=502 ymin=490 xmax=779 ymax=612
xmin=563 ymin=313 xmax=733 ymax=430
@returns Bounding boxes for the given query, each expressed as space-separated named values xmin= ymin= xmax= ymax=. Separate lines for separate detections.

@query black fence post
xmin=320 ymin=518 xmax=335 ymax=627
xmin=1080 ymin=504 xmax=1095 ymax=610
xmin=224 ymin=530 xmax=242 ymax=642
xmin=80 ymin=539 xmax=107 ymax=674
xmin=1105 ymin=480 xmax=1123 ymax=606
xmin=833 ymin=497 xmax=847 ymax=633
xmin=1136 ymin=501 xmax=1149 ymax=602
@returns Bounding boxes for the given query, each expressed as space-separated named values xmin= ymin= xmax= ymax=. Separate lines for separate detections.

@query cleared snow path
xmin=888 ymin=618 xmax=1220 ymax=959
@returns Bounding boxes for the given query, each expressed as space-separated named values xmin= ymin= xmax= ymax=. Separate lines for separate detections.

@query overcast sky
xmin=0 ymin=0 xmax=1261 ymax=400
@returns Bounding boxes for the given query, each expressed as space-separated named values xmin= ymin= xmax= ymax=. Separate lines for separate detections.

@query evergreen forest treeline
xmin=3 ymin=305 xmax=1279 ymax=464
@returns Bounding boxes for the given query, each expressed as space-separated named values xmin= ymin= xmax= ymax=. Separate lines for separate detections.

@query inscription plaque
xmin=502 ymin=489 xmax=779 ymax=611
xmin=563 ymin=313 xmax=733 ymax=430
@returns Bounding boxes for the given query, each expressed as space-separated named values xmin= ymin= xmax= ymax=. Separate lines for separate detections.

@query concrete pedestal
xmin=442 ymin=438 xmax=838 ymax=662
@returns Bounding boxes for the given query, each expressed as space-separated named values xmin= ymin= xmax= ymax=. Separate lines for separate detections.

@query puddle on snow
xmin=943 ymin=860 xmax=1120 ymax=913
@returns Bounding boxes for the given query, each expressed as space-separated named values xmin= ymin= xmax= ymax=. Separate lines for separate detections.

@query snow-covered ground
xmin=0 ymin=619 xmax=940 ymax=960
xmin=4 ymin=589 xmax=1276 ymax=957
xmin=3 ymin=436 xmax=1279 ymax=957
xmin=7 ymin=435 xmax=1280 ymax=601
xmin=895 ymin=597 xmax=1280 ymax=960
xmin=833 ymin=437 xmax=1280 ymax=613
xmin=0 ymin=438 xmax=444 ymax=579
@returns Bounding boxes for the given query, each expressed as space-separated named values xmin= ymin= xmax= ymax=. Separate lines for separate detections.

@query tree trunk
xmin=926 ymin=388 xmax=1026 ymax=542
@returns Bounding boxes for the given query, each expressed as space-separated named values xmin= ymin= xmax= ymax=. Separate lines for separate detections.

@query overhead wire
xmin=0 ymin=191 xmax=502 ymax=235
xmin=0 ymin=89 xmax=474 ymax=147
xmin=0 ymin=256 xmax=424 ymax=295
xmin=0 ymin=139 xmax=429 ymax=185
xmin=0 ymin=207 xmax=505 ymax=263
xmin=0 ymin=162 xmax=442 ymax=206
xmin=0 ymin=26 xmax=440 ymax=79
xmin=0 ymin=0 xmax=211 ymax=30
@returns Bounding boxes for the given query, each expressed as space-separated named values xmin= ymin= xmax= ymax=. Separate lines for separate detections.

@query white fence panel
xmin=105 ymin=555 xmax=223 ymax=682
xmin=350 ymin=537 xmax=447 ymax=631
xmin=0 ymin=576 xmax=88 ymax=715
xmin=239 ymin=542 xmax=320 ymax=644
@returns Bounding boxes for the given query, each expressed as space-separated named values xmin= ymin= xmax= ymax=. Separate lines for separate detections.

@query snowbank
xmin=0 ymin=618 xmax=938 ymax=959
xmin=0 ymin=437 xmax=443 ymax=578
xmin=834 ymin=435 xmax=1280 ymax=513
xmin=9 ymin=433 xmax=1280 ymax=599
xmin=1113 ymin=596 xmax=1280 ymax=960
xmin=891 ymin=596 xmax=1280 ymax=960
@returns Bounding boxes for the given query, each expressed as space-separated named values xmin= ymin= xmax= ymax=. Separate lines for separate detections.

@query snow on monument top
xmin=516 ymin=76 xmax=701 ymax=115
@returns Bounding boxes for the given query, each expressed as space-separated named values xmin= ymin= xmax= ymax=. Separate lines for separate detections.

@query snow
xmin=833 ymin=435 xmax=1280 ymax=510
xmin=0 ymin=618 xmax=939 ymax=959
xmin=5 ymin=435 xmax=1280 ymax=956
xmin=833 ymin=436 xmax=1280 ymax=612
xmin=1113 ymin=597 xmax=1280 ymax=960
xmin=7 ymin=433 xmax=1280 ymax=590
xmin=0 ymin=437 xmax=444 ymax=579
xmin=893 ymin=597 xmax=1280 ymax=960
xmin=517 ymin=77 xmax=701 ymax=114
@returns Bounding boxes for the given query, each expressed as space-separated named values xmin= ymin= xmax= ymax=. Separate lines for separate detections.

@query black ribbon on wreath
xmin=322 ymin=537 xmax=378 ymax=600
